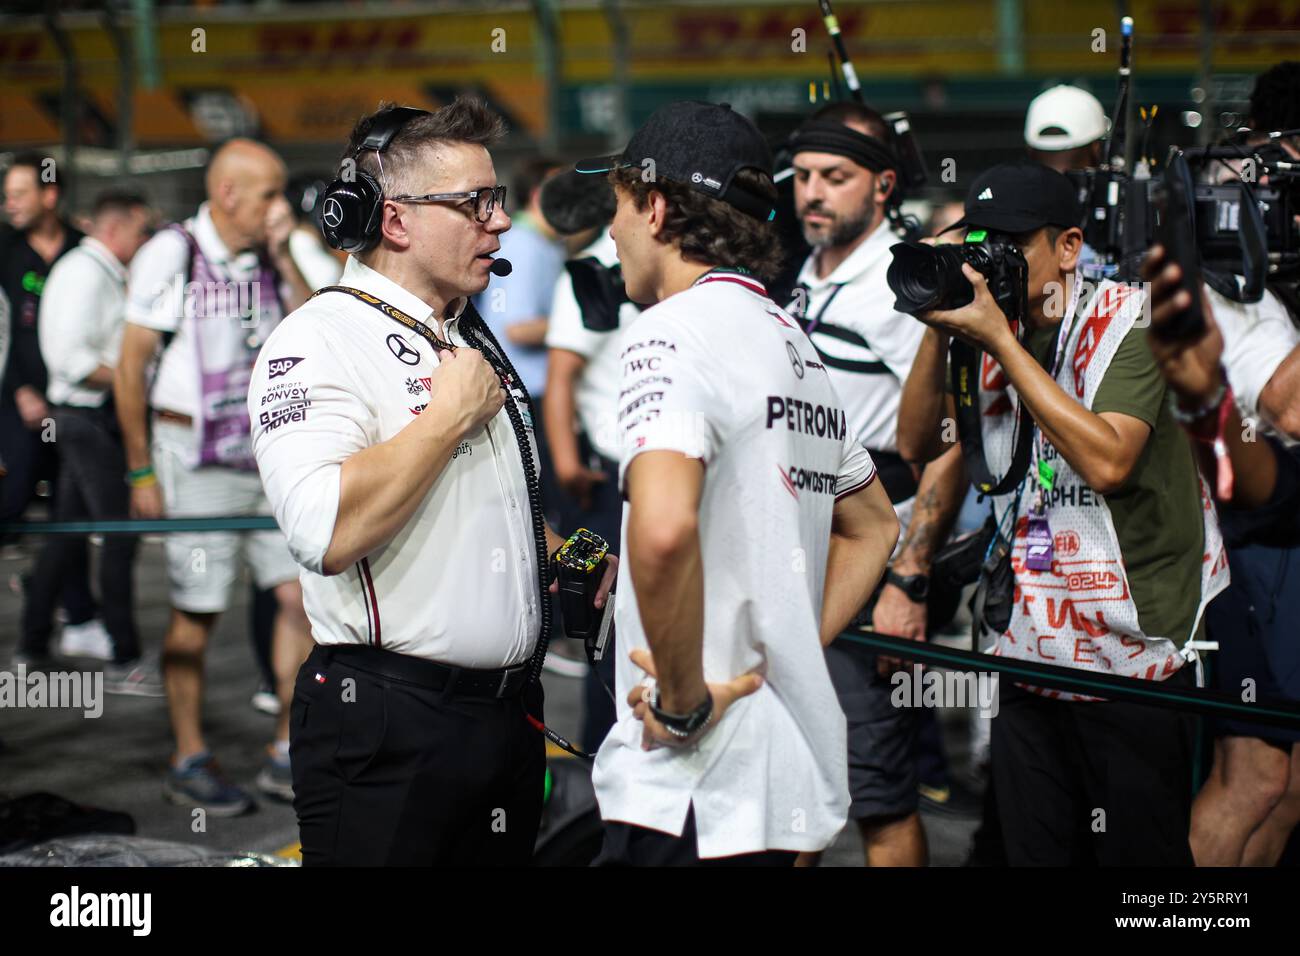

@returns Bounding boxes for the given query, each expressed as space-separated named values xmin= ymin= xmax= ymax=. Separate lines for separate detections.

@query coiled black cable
xmin=459 ymin=306 xmax=555 ymax=685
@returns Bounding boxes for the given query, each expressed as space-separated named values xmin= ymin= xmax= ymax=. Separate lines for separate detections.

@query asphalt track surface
xmin=0 ymin=532 xmax=980 ymax=866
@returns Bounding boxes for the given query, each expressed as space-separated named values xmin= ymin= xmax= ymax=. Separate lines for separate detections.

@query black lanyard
xmin=313 ymin=285 xmax=516 ymax=388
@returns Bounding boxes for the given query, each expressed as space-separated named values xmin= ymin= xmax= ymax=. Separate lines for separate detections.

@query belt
xmin=319 ymin=644 xmax=530 ymax=699
xmin=154 ymin=409 xmax=194 ymax=427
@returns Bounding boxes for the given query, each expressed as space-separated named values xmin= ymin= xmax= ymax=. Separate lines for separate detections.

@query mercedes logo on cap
xmin=322 ymin=196 xmax=344 ymax=229
xmin=386 ymin=333 xmax=421 ymax=366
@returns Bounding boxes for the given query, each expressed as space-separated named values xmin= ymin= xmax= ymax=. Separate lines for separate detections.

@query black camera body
xmin=886 ymin=230 xmax=1030 ymax=327
xmin=1068 ymin=142 xmax=1299 ymax=303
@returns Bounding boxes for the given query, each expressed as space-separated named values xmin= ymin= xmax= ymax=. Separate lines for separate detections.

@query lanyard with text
xmin=312 ymin=285 xmax=516 ymax=389
xmin=1024 ymin=271 xmax=1085 ymax=572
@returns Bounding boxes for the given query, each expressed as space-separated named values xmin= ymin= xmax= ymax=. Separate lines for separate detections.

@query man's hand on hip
xmin=626 ymin=646 xmax=762 ymax=751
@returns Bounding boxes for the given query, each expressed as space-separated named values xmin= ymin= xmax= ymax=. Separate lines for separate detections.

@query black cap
xmin=539 ymin=168 xmax=616 ymax=236
xmin=575 ymin=101 xmax=776 ymax=221
xmin=951 ymin=162 xmax=1083 ymax=234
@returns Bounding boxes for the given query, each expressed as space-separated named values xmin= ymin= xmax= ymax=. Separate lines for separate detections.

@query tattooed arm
xmin=872 ymin=444 xmax=967 ymax=673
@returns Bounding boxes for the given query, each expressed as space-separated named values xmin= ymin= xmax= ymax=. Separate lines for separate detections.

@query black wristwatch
xmin=885 ymin=569 xmax=930 ymax=604
xmin=649 ymin=689 xmax=714 ymax=740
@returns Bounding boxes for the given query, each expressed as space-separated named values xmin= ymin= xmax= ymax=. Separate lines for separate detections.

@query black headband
xmin=788 ymin=120 xmax=898 ymax=173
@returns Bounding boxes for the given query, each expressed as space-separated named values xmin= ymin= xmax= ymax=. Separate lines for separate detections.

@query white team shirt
xmin=591 ymin=269 xmax=878 ymax=857
xmin=248 ymin=256 xmax=542 ymax=668
xmin=544 ymin=230 xmax=642 ymax=461
xmin=39 ymin=237 xmax=128 ymax=408
xmin=793 ymin=219 xmax=926 ymax=454
xmin=1211 ymin=285 xmax=1299 ymax=435
xmin=126 ymin=202 xmax=289 ymax=418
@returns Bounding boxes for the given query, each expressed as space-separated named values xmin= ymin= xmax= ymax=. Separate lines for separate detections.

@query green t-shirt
xmin=1024 ymin=318 xmax=1205 ymax=646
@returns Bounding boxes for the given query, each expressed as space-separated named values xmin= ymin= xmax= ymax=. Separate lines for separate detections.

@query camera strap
xmin=951 ymin=338 xmax=1035 ymax=497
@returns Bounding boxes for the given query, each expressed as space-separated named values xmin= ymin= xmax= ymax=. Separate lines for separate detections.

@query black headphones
xmin=319 ymin=106 xmax=431 ymax=253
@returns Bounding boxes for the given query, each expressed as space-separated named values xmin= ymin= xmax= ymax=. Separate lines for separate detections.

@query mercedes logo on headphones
xmin=386 ymin=334 xmax=421 ymax=366
xmin=322 ymin=196 xmax=344 ymax=229
xmin=786 ymin=341 xmax=805 ymax=379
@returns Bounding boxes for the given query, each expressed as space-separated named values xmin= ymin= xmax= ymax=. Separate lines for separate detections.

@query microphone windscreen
xmin=489 ymin=257 xmax=513 ymax=277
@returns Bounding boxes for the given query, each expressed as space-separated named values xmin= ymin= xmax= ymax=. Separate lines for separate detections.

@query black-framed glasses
xmin=388 ymin=185 xmax=507 ymax=223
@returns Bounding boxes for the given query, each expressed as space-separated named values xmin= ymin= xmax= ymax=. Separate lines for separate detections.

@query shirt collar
xmin=339 ymin=256 xmax=467 ymax=327
xmin=79 ymin=236 xmax=128 ymax=282
xmin=797 ymin=217 xmax=897 ymax=290
xmin=191 ymin=201 xmax=261 ymax=272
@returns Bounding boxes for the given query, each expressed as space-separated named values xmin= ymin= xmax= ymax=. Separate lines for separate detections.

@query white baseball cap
xmin=1024 ymin=85 xmax=1109 ymax=151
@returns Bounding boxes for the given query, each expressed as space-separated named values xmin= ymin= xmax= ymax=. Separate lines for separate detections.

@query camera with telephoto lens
xmin=885 ymin=229 xmax=1030 ymax=326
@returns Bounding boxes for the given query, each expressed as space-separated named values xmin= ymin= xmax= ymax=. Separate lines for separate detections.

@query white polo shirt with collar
xmin=39 ymin=237 xmax=128 ymax=408
xmin=126 ymin=201 xmax=289 ymax=419
xmin=792 ymin=219 xmax=926 ymax=454
xmin=248 ymin=255 xmax=543 ymax=669
xmin=591 ymin=268 xmax=878 ymax=858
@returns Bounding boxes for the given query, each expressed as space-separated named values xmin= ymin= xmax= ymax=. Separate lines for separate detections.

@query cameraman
xmin=898 ymin=162 xmax=1228 ymax=865
xmin=787 ymin=103 xmax=967 ymax=866
xmin=1215 ymin=61 xmax=1300 ymax=441
xmin=1145 ymin=241 xmax=1300 ymax=866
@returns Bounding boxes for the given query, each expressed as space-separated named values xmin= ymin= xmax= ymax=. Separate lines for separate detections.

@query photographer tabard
xmin=247 ymin=99 xmax=615 ymax=866
xmin=895 ymin=162 xmax=1229 ymax=865
xmin=575 ymin=101 xmax=900 ymax=865
xmin=786 ymin=103 xmax=967 ymax=866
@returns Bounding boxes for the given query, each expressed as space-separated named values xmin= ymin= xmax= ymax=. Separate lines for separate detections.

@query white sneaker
xmin=59 ymin=619 xmax=114 ymax=661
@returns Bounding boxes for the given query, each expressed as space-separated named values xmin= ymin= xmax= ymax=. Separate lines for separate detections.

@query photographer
xmin=1145 ymin=243 xmax=1300 ymax=866
xmin=786 ymin=103 xmax=967 ymax=866
xmin=576 ymin=101 xmax=899 ymax=865
xmin=897 ymin=162 xmax=1228 ymax=865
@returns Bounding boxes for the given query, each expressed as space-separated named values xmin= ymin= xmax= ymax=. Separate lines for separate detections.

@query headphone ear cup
xmin=318 ymin=172 xmax=383 ymax=253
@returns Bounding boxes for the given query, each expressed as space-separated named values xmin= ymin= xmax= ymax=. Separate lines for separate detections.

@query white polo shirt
xmin=792 ymin=219 xmax=926 ymax=454
xmin=591 ymin=269 xmax=878 ymax=858
xmin=1211 ymin=285 xmax=1299 ymax=434
xmin=248 ymin=255 xmax=542 ymax=668
xmin=39 ymin=237 xmax=128 ymax=408
xmin=544 ymin=230 xmax=643 ymax=461
xmin=126 ymin=202 xmax=289 ymax=418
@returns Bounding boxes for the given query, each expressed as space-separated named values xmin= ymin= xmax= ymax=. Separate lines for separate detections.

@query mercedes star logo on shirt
xmin=322 ymin=196 xmax=344 ymax=229
xmin=787 ymin=341 xmax=805 ymax=379
xmin=386 ymin=333 xmax=421 ymax=365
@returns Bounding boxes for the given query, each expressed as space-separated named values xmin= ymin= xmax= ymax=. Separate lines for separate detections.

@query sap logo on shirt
xmin=268 ymin=356 xmax=304 ymax=379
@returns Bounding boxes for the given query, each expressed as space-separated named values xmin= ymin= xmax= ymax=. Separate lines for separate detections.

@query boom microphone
xmin=490 ymin=258 xmax=513 ymax=277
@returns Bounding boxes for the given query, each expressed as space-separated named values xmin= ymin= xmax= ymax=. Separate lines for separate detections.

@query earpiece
xmin=318 ymin=106 xmax=431 ymax=253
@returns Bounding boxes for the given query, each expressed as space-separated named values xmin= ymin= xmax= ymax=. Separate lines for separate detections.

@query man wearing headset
xmin=248 ymin=98 xmax=616 ymax=866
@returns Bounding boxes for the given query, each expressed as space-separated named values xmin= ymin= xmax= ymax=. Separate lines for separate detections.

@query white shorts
xmin=153 ymin=420 xmax=299 ymax=614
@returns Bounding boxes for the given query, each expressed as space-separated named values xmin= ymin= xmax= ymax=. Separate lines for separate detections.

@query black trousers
xmin=990 ymin=666 xmax=1197 ymax=866
xmin=290 ymin=644 xmax=547 ymax=866
xmin=1 ymin=399 xmax=97 ymax=626
xmin=20 ymin=404 xmax=138 ymax=661
xmin=596 ymin=807 xmax=798 ymax=867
